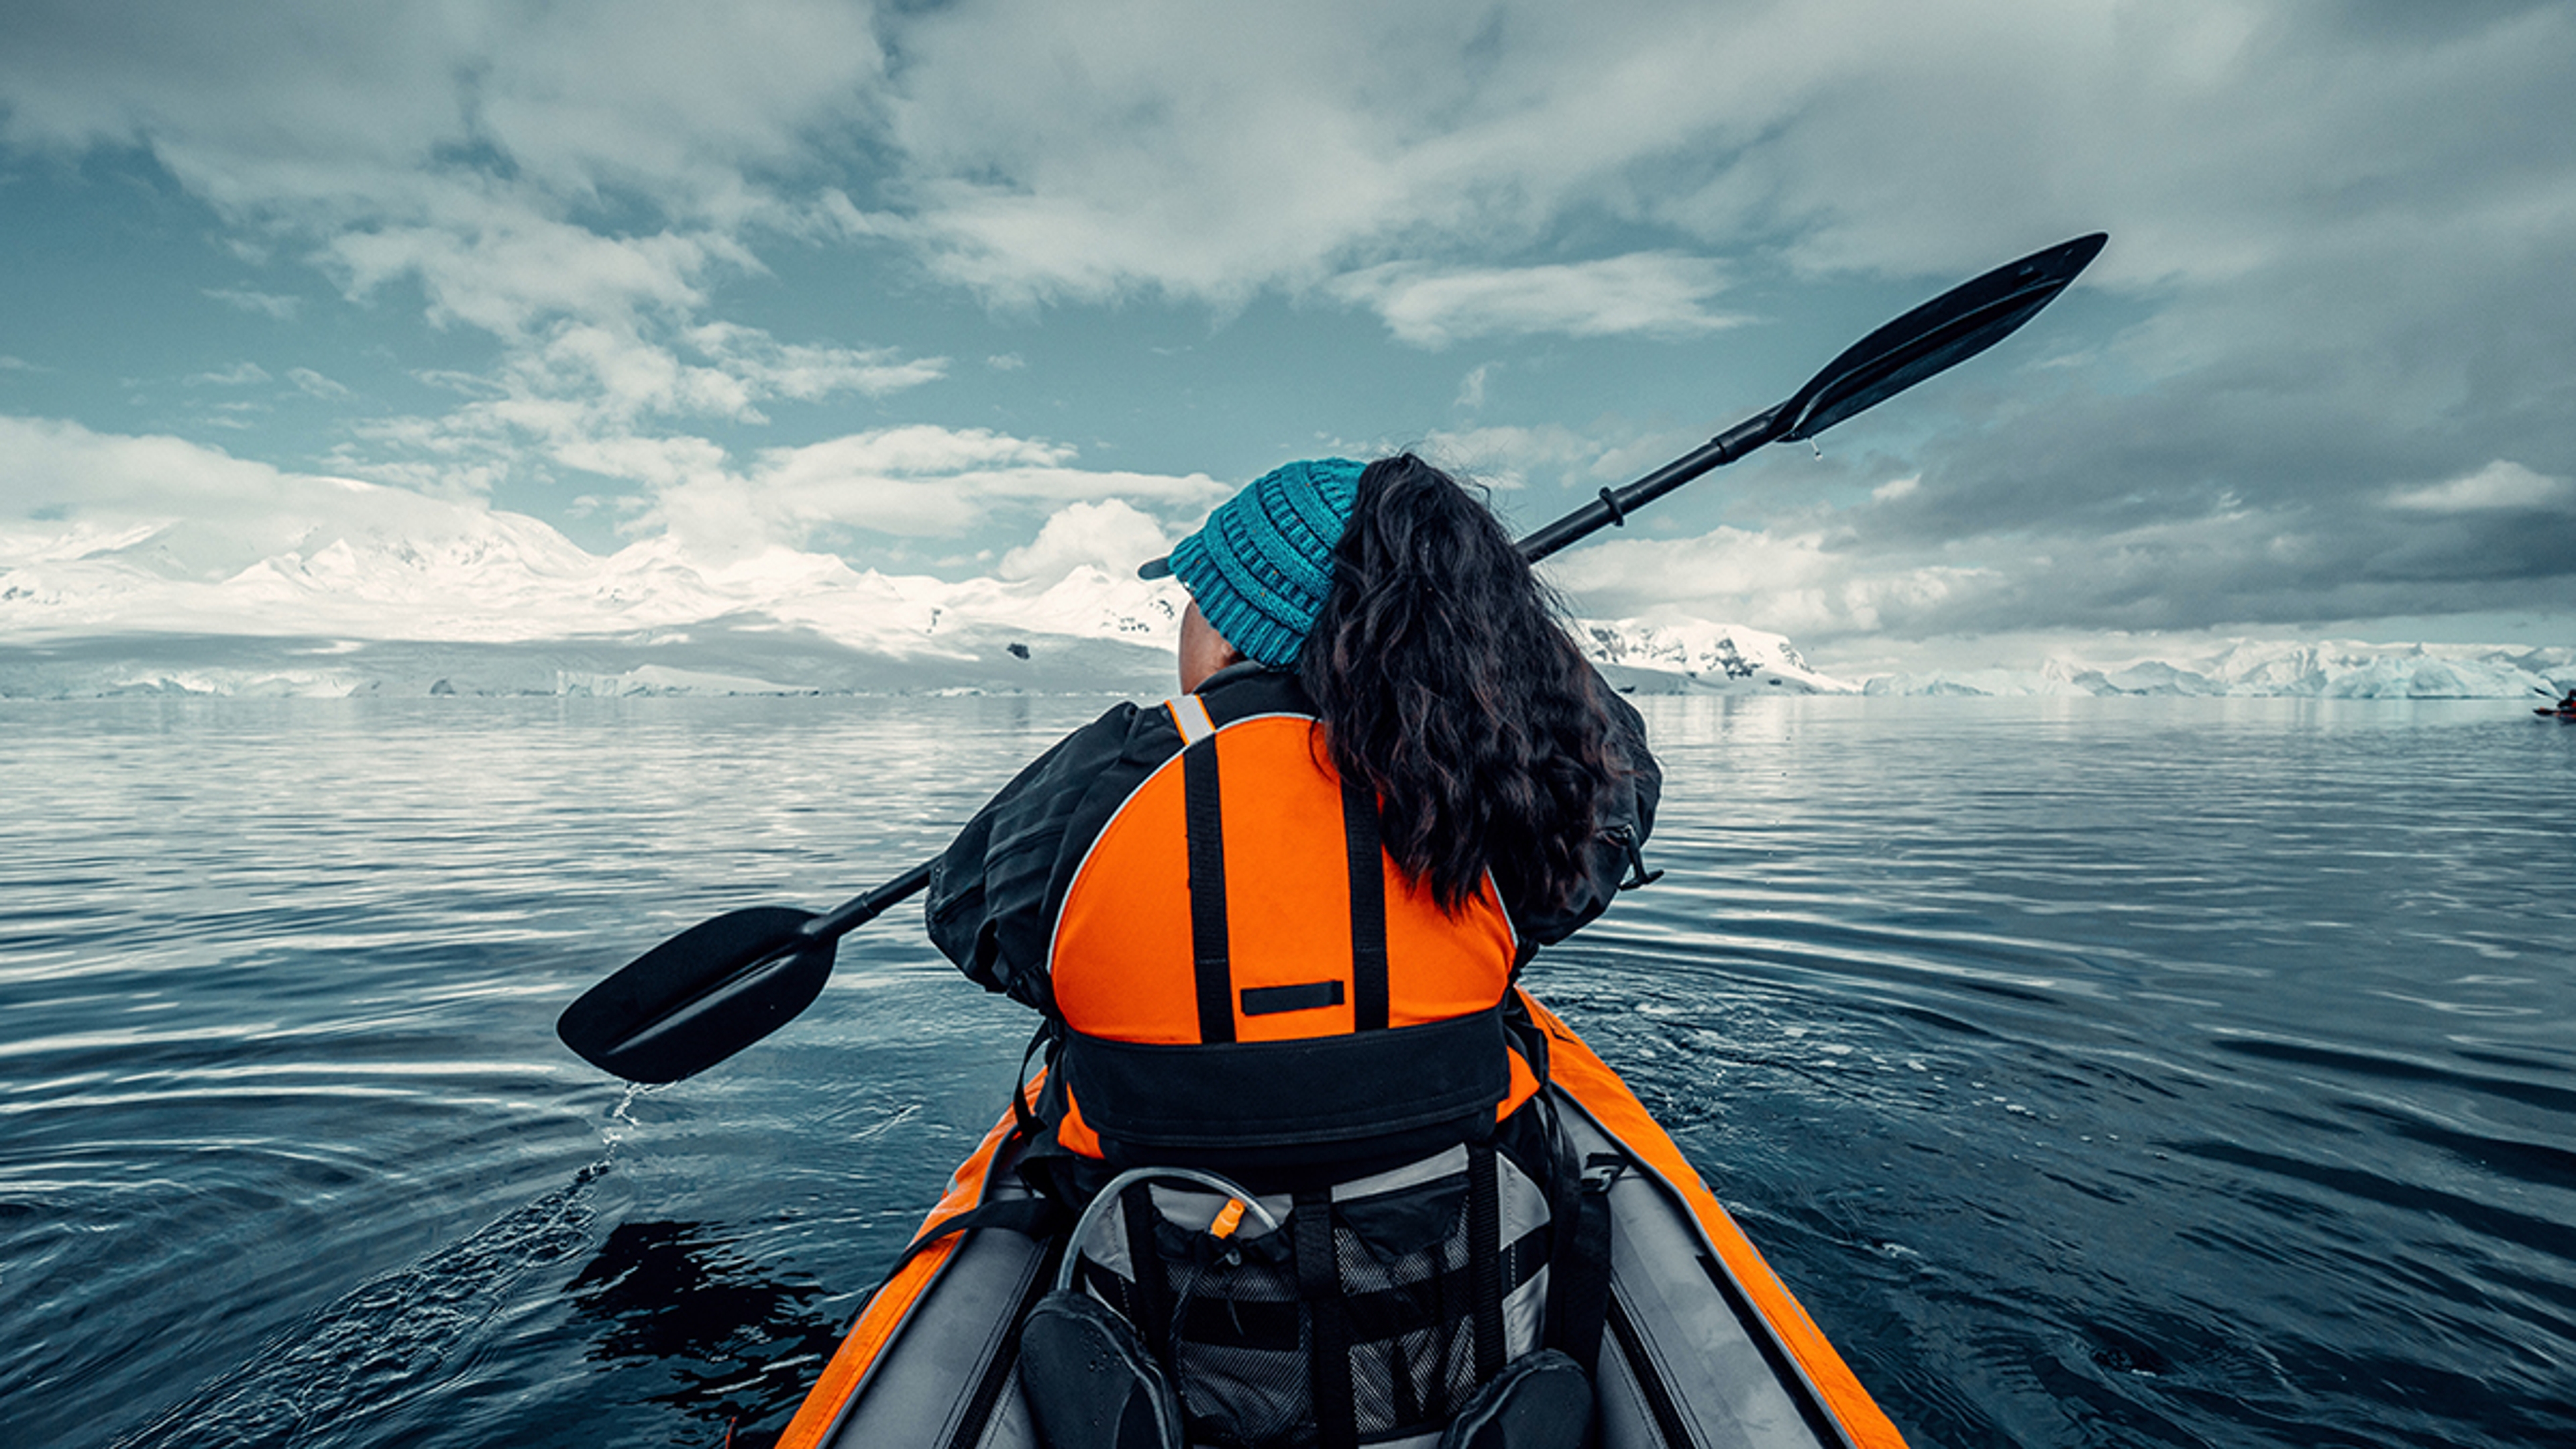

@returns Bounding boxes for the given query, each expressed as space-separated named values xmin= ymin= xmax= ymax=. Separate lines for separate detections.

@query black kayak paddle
xmin=557 ymin=231 xmax=2108 ymax=1084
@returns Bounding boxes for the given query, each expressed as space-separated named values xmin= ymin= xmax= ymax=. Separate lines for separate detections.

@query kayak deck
xmin=780 ymin=991 xmax=1907 ymax=1449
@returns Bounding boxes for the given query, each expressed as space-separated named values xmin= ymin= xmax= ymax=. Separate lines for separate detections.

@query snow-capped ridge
xmin=1864 ymin=638 xmax=2573 ymax=698
xmin=7 ymin=506 xmax=2563 ymax=701
xmin=1576 ymin=615 xmax=1860 ymax=694
xmin=1 ymin=502 xmax=1191 ymax=660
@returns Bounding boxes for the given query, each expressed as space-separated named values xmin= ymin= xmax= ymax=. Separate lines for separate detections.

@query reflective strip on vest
xmin=1167 ymin=693 xmax=1217 ymax=744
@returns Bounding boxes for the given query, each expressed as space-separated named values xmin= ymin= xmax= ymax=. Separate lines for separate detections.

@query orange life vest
xmin=1046 ymin=678 xmax=1541 ymax=1165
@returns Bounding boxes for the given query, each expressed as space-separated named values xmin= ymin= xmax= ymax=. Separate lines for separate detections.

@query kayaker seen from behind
xmin=922 ymin=454 xmax=1661 ymax=1449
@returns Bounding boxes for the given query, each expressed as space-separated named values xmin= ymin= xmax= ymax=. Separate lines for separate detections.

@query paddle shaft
xmin=808 ymin=859 xmax=934 ymax=939
xmin=1515 ymin=405 xmax=1785 ymax=564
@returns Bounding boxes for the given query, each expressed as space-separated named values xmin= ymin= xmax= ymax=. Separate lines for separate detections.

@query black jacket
xmin=926 ymin=665 xmax=1660 ymax=1015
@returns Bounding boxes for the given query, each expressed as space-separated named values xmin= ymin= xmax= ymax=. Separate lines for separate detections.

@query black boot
xmin=1018 ymin=1290 xmax=1183 ymax=1449
xmin=1439 ymin=1349 xmax=1594 ymax=1449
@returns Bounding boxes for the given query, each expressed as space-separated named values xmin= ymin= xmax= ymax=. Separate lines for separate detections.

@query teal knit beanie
xmin=1139 ymin=458 xmax=1364 ymax=669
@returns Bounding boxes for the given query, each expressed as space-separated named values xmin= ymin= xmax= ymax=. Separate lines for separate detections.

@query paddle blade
xmin=556 ymin=906 xmax=834 ymax=1083
xmin=1776 ymin=232 xmax=2107 ymax=443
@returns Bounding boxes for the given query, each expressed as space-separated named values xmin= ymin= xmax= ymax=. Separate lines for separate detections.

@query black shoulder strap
xmin=1181 ymin=735 xmax=1235 ymax=1044
xmin=1340 ymin=775 xmax=1390 ymax=1032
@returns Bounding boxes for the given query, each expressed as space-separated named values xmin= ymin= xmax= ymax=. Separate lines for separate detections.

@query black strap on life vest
xmin=1177 ymin=724 xmax=1395 ymax=1042
xmin=1181 ymin=734 xmax=1234 ymax=1044
xmin=1340 ymin=775 xmax=1390 ymax=1032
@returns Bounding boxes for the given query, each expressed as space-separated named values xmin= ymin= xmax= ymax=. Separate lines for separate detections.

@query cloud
xmin=1414 ymin=425 xmax=1601 ymax=496
xmin=636 ymin=424 xmax=1226 ymax=561
xmin=857 ymin=0 xmax=2572 ymax=639
xmin=332 ymin=319 xmax=945 ymax=502
xmin=286 ymin=367 xmax=351 ymax=400
xmin=0 ymin=1 xmax=886 ymax=226
xmin=203 ymin=286 xmax=300 ymax=319
xmin=319 ymin=211 xmax=748 ymax=339
xmin=0 ymin=413 xmax=523 ymax=578
xmin=1455 ymin=364 xmax=1490 ymax=411
xmin=1328 ymin=254 xmax=1741 ymax=347
xmin=997 ymin=498 xmax=1172 ymax=582
xmin=184 ymin=362 xmax=272 ymax=387
xmin=2387 ymin=460 xmax=2573 ymax=514
xmin=0 ymin=0 xmax=919 ymax=515
xmin=1545 ymin=517 xmax=2002 ymax=641
xmin=684 ymin=323 xmax=947 ymax=402
xmin=1539 ymin=435 xmax=2576 ymax=647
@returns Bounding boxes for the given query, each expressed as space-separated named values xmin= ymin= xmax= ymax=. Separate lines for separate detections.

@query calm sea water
xmin=3 ymin=695 xmax=2571 ymax=1448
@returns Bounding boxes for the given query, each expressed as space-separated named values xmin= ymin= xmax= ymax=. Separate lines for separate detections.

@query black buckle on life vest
xmin=1607 ymin=826 xmax=1663 ymax=890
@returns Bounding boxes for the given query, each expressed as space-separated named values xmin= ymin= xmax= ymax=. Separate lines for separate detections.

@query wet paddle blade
xmin=1776 ymin=232 xmax=2107 ymax=443
xmin=556 ymin=906 xmax=834 ymax=1083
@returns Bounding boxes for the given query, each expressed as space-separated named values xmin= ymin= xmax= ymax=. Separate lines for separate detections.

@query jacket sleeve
xmin=1509 ymin=682 xmax=1662 ymax=949
xmin=924 ymin=701 xmax=1155 ymax=1013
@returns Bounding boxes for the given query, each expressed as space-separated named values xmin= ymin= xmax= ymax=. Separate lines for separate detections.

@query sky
xmin=2 ymin=0 xmax=2571 ymax=674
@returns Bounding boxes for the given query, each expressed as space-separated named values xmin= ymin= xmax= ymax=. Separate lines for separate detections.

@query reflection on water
xmin=3 ymin=694 xmax=2573 ymax=1448
xmin=566 ymin=1220 xmax=840 ymax=1433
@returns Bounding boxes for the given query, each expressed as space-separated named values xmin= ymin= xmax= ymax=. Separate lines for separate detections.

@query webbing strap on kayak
xmin=877 ymin=1196 xmax=1066 ymax=1287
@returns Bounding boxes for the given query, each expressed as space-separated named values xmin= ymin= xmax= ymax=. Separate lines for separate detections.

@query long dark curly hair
xmin=1299 ymin=453 xmax=1624 ymax=914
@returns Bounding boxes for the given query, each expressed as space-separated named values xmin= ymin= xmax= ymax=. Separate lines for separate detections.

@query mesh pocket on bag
xmin=1075 ymin=1145 xmax=1551 ymax=1449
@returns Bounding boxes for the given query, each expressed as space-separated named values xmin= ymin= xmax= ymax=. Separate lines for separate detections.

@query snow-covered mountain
xmin=1 ymin=502 xmax=1188 ymax=697
xmin=1862 ymin=638 xmax=2574 ymax=699
xmin=0 ymin=498 xmax=1865 ymax=698
xmin=4 ymin=500 xmax=2563 ymax=700
xmin=1577 ymin=616 xmax=1859 ymax=695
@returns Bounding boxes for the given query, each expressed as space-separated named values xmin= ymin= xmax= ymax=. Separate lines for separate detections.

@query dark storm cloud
xmin=1599 ymin=0 xmax=2576 ymax=643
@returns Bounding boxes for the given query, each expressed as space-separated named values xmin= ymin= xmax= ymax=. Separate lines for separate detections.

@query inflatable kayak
xmin=777 ymin=991 xmax=1907 ymax=1449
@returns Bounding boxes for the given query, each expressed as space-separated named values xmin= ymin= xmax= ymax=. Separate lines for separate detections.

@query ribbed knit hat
xmin=1138 ymin=458 xmax=1364 ymax=669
